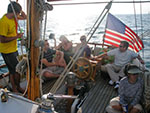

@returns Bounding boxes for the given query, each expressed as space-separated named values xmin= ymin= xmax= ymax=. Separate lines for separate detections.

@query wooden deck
xmin=41 ymin=72 xmax=118 ymax=113
xmin=78 ymin=72 xmax=118 ymax=113
xmin=42 ymin=78 xmax=57 ymax=94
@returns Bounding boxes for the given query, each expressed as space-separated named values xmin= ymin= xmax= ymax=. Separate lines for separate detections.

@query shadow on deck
xmin=41 ymin=72 xmax=118 ymax=113
xmin=42 ymin=78 xmax=57 ymax=94
xmin=79 ymin=73 xmax=118 ymax=113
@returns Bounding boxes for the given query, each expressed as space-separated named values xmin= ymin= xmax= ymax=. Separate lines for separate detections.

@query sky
xmin=0 ymin=0 xmax=150 ymax=18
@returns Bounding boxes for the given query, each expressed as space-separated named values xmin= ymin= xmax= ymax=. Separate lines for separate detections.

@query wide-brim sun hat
xmin=127 ymin=64 xmax=142 ymax=74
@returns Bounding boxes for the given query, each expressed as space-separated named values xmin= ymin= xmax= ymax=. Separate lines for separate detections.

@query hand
xmin=53 ymin=37 xmax=56 ymax=41
xmin=140 ymin=59 xmax=145 ymax=64
xmin=16 ymin=33 xmax=24 ymax=39
xmin=18 ymin=11 xmax=27 ymax=19
xmin=41 ymin=59 xmax=48 ymax=65
xmin=122 ymin=105 xmax=128 ymax=113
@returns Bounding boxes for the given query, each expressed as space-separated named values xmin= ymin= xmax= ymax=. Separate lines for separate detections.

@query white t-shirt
xmin=107 ymin=48 xmax=138 ymax=67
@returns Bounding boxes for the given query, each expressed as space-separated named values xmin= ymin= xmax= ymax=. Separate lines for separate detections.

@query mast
xmin=27 ymin=0 xmax=40 ymax=100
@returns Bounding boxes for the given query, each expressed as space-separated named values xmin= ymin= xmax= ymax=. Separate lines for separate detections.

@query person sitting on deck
xmin=55 ymin=35 xmax=74 ymax=64
xmin=75 ymin=35 xmax=91 ymax=59
xmin=106 ymin=64 xmax=143 ymax=113
xmin=94 ymin=41 xmax=144 ymax=89
xmin=40 ymin=40 xmax=66 ymax=80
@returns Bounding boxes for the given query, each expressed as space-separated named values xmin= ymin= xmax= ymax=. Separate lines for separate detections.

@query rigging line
xmin=133 ymin=0 xmax=138 ymax=34
xmin=9 ymin=0 xmax=21 ymax=31
xmin=9 ymin=0 xmax=24 ymax=55
xmin=48 ymin=0 xmax=150 ymax=6
xmin=50 ymin=1 xmax=112 ymax=93
xmin=35 ymin=0 xmax=50 ymax=96
xmin=102 ymin=0 xmax=113 ymax=48
xmin=87 ymin=3 xmax=108 ymax=36
xmin=39 ymin=11 xmax=48 ymax=96
xmin=22 ymin=0 xmax=32 ymax=97
xmin=18 ymin=0 xmax=27 ymax=97
xmin=140 ymin=0 xmax=144 ymax=59
xmin=50 ymin=1 xmax=112 ymax=94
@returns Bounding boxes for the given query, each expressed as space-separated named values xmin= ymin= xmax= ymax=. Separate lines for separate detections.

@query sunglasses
xmin=119 ymin=45 xmax=124 ymax=48
xmin=80 ymin=38 xmax=85 ymax=41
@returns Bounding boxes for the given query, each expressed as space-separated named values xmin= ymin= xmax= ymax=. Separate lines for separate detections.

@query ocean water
xmin=0 ymin=14 xmax=150 ymax=74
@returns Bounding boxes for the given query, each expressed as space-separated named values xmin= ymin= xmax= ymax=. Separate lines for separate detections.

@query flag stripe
xmin=125 ymin=27 xmax=142 ymax=50
xmin=105 ymin=29 xmax=138 ymax=51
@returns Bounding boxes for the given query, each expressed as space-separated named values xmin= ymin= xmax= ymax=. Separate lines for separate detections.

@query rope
xmin=139 ymin=0 xmax=144 ymax=59
xmin=21 ymin=0 xmax=32 ymax=97
xmin=9 ymin=0 xmax=24 ymax=55
xmin=39 ymin=10 xmax=48 ymax=96
xmin=16 ymin=57 xmax=27 ymax=75
xmin=132 ymin=0 xmax=138 ymax=34
xmin=50 ymin=1 xmax=112 ymax=94
xmin=35 ymin=0 xmax=55 ymax=96
xmin=48 ymin=0 xmax=150 ymax=6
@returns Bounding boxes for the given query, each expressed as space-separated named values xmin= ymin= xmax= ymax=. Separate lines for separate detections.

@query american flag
xmin=104 ymin=13 xmax=144 ymax=52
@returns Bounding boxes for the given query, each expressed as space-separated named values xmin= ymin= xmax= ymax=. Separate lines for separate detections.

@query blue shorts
xmin=1 ymin=51 xmax=19 ymax=75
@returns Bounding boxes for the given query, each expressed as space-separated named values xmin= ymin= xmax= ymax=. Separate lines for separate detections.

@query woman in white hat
xmin=106 ymin=64 xmax=143 ymax=113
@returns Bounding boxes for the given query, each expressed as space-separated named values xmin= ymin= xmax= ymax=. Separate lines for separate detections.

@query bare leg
xmin=14 ymin=73 xmax=25 ymax=93
xmin=112 ymin=105 xmax=123 ymax=111
xmin=129 ymin=108 xmax=140 ymax=113
xmin=9 ymin=74 xmax=18 ymax=92
xmin=43 ymin=71 xmax=59 ymax=78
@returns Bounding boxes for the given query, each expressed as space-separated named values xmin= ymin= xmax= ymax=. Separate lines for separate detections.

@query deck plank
xmin=79 ymin=74 xmax=118 ymax=113
xmin=42 ymin=78 xmax=57 ymax=94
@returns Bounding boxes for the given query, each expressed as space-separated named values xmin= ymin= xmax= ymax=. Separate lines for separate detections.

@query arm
xmin=53 ymin=37 xmax=57 ymax=49
xmin=58 ymin=59 xmax=67 ymax=67
xmin=63 ymin=42 xmax=72 ymax=51
xmin=130 ymin=78 xmax=143 ymax=106
xmin=18 ymin=11 xmax=27 ymax=20
xmin=0 ymin=33 xmax=23 ymax=43
xmin=41 ymin=58 xmax=56 ymax=67
xmin=55 ymin=43 xmax=62 ymax=50
xmin=137 ymin=54 xmax=144 ymax=64
xmin=58 ymin=51 xmax=66 ymax=67
xmin=119 ymin=80 xmax=129 ymax=113
xmin=94 ymin=52 xmax=107 ymax=60
xmin=119 ymin=80 xmax=128 ymax=106
xmin=86 ymin=46 xmax=91 ymax=58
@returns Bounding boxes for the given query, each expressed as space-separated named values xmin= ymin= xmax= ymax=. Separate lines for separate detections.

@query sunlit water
xmin=0 ymin=13 xmax=150 ymax=74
